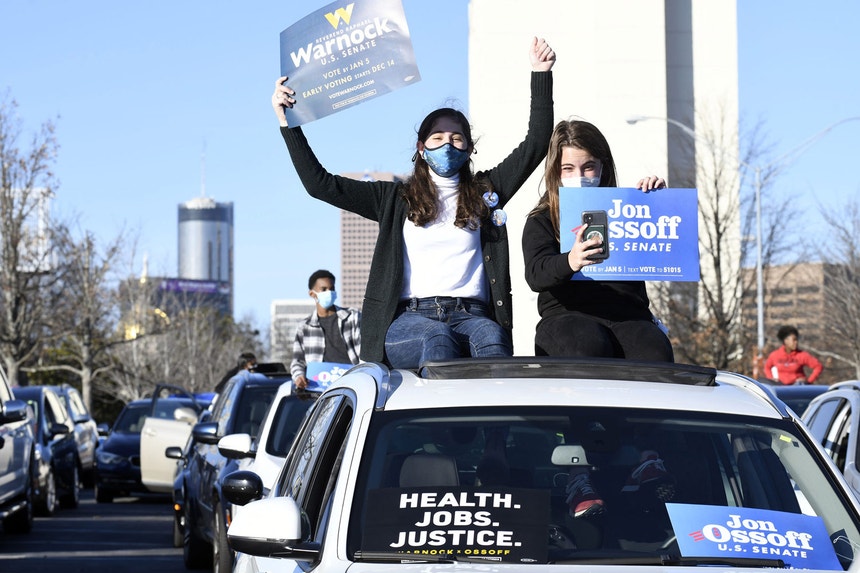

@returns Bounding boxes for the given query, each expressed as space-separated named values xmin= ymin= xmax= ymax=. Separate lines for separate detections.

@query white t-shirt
xmin=401 ymin=173 xmax=487 ymax=301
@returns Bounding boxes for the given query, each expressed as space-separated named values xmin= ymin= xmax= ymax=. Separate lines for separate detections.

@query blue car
xmin=96 ymin=392 xmax=203 ymax=503
xmin=180 ymin=368 xmax=286 ymax=571
xmin=13 ymin=386 xmax=80 ymax=516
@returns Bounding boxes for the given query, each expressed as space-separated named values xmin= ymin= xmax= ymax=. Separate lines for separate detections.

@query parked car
xmin=13 ymin=385 xmax=80 ymax=515
xmin=761 ymin=381 xmax=830 ymax=417
xmin=225 ymin=358 xmax=860 ymax=572
xmin=53 ymin=384 xmax=99 ymax=487
xmin=178 ymin=367 xmax=286 ymax=571
xmin=139 ymin=385 xmax=211 ymax=494
xmin=95 ymin=390 xmax=203 ymax=503
xmin=0 ymin=367 xmax=35 ymax=534
xmin=803 ymin=380 xmax=860 ymax=501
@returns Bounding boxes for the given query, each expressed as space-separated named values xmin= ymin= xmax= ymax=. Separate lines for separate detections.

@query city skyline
xmin=2 ymin=1 xmax=859 ymax=333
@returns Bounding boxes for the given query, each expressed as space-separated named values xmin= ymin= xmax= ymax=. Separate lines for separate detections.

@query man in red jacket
xmin=765 ymin=325 xmax=823 ymax=385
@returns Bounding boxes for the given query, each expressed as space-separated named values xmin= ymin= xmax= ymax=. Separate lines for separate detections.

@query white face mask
xmin=561 ymin=176 xmax=601 ymax=188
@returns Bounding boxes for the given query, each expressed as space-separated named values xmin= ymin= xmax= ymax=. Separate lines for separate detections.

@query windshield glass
xmin=113 ymin=403 xmax=149 ymax=433
xmin=348 ymin=406 xmax=860 ymax=569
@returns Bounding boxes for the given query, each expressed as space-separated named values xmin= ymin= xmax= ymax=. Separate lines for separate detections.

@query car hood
xmin=100 ymin=432 xmax=141 ymax=457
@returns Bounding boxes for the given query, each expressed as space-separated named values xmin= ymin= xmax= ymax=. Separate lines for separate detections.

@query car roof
xmin=339 ymin=358 xmax=786 ymax=419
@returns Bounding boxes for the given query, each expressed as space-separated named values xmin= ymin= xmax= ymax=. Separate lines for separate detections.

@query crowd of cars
xmin=7 ymin=357 xmax=860 ymax=573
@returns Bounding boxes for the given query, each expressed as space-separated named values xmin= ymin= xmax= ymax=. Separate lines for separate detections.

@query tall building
xmin=468 ymin=0 xmax=739 ymax=353
xmin=269 ymin=299 xmax=316 ymax=366
xmin=338 ymin=171 xmax=403 ymax=309
xmin=177 ymin=196 xmax=234 ymax=315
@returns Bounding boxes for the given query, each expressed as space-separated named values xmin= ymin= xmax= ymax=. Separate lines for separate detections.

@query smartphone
xmin=581 ymin=210 xmax=609 ymax=261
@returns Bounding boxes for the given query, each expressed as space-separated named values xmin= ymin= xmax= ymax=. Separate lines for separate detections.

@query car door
xmin=140 ymin=385 xmax=201 ymax=493
xmin=64 ymin=387 xmax=98 ymax=471
xmin=804 ymin=391 xmax=860 ymax=500
xmin=245 ymin=392 xmax=354 ymax=573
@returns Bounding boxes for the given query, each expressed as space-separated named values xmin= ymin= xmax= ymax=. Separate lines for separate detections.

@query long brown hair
xmin=404 ymin=108 xmax=490 ymax=230
xmin=529 ymin=119 xmax=618 ymax=239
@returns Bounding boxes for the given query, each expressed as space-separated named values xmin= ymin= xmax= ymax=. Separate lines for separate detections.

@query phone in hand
xmin=581 ymin=210 xmax=609 ymax=261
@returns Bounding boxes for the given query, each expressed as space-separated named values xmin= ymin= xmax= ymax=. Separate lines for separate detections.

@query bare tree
xmin=814 ymin=200 xmax=860 ymax=379
xmin=0 ymin=93 xmax=65 ymax=385
xmin=28 ymin=227 xmax=126 ymax=409
xmin=650 ymin=107 xmax=803 ymax=371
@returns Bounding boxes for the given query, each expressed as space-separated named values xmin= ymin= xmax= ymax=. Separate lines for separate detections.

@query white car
xmin=217 ymin=380 xmax=319 ymax=508
xmin=803 ymin=380 xmax=860 ymax=501
xmin=224 ymin=358 xmax=860 ymax=572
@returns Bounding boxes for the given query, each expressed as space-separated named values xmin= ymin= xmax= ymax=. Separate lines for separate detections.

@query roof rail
xmin=418 ymin=357 xmax=716 ymax=386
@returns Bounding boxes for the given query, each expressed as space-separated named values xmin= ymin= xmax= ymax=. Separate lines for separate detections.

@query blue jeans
xmin=384 ymin=297 xmax=513 ymax=369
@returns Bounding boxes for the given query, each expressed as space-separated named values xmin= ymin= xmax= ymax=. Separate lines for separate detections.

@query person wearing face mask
xmin=272 ymin=37 xmax=556 ymax=369
xmin=290 ymin=270 xmax=361 ymax=389
xmin=522 ymin=119 xmax=674 ymax=362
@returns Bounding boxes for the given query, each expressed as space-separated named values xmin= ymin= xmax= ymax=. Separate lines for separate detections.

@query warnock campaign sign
xmin=362 ymin=487 xmax=550 ymax=563
xmin=559 ymin=187 xmax=700 ymax=281
xmin=666 ymin=503 xmax=842 ymax=569
xmin=279 ymin=0 xmax=420 ymax=126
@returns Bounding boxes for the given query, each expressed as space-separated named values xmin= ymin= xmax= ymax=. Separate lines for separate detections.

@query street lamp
xmin=627 ymin=114 xmax=860 ymax=365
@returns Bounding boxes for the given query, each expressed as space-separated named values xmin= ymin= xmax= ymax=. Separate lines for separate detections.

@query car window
xmin=347 ymin=406 xmax=860 ymax=565
xmin=65 ymin=388 xmax=89 ymax=419
xmin=45 ymin=391 xmax=69 ymax=426
xmin=265 ymin=394 xmax=317 ymax=457
xmin=277 ymin=393 xmax=352 ymax=544
xmin=806 ymin=398 xmax=844 ymax=442
xmin=114 ymin=404 xmax=149 ymax=433
xmin=229 ymin=385 xmax=280 ymax=438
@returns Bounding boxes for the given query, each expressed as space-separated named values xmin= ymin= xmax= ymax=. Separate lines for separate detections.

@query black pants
xmin=535 ymin=312 xmax=674 ymax=362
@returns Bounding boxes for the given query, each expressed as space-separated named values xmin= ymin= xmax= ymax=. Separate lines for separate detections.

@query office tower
xmin=177 ymin=196 xmax=234 ymax=315
xmin=270 ymin=299 xmax=317 ymax=366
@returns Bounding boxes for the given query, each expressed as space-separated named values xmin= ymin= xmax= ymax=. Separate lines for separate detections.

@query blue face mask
xmin=422 ymin=143 xmax=470 ymax=177
xmin=315 ymin=290 xmax=336 ymax=309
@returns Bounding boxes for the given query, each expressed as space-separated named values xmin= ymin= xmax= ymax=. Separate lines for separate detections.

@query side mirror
xmin=218 ymin=433 xmax=254 ymax=460
xmin=49 ymin=422 xmax=71 ymax=437
xmin=222 ymin=470 xmax=264 ymax=506
xmin=174 ymin=407 xmax=199 ymax=425
xmin=228 ymin=496 xmax=318 ymax=561
xmin=0 ymin=399 xmax=29 ymax=425
xmin=97 ymin=422 xmax=111 ymax=436
xmin=191 ymin=421 xmax=220 ymax=445
xmin=165 ymin=446 xmax=185 ymax=460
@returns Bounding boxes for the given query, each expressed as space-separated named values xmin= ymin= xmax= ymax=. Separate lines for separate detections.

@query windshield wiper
xmin=353 ymin=550 xmax=459 ymax=563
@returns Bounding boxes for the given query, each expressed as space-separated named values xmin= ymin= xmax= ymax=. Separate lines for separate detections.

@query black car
xmin=13 ymin=386 xmax=80 ymax=516
xmin=95 ymin=393 xmax=201 ymax=503
xmin=53 ymin=384 xmax=99 ymax=487
xmin=180 ymin=367 xmax=286 ymax=571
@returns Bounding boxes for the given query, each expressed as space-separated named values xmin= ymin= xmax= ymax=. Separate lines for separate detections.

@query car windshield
xmin=113 ymin=403 xmax=149 ymax=433
xmin=348 ymin=406 xmax=860 ymax=569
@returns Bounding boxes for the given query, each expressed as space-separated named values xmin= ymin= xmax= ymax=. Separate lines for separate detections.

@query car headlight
xmin=97 ymin=450 xmax=126 ymax=466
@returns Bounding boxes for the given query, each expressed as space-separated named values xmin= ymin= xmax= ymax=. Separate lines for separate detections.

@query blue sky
xmin=2 ymin=1 xmax=859 ymax=338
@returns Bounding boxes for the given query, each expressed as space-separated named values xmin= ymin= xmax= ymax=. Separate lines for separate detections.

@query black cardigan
xmin=281 ymin=71 xmax=554 ymax=363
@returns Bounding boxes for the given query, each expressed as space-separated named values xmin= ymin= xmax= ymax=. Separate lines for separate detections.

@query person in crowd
xmin=272 ymin=37 xmax=556 ymax=369
xmin=215 ymin=351 xmax=257 ymax=393
xmin=291 ymin=270 xmax=361 ymax=390
xmin=522 ymin=118 xmax=674 ymax=361
xmin=765 ymin=325 xmax=823 ymax=385
xmin=523 ymin=119 xmax=675 ymax=519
